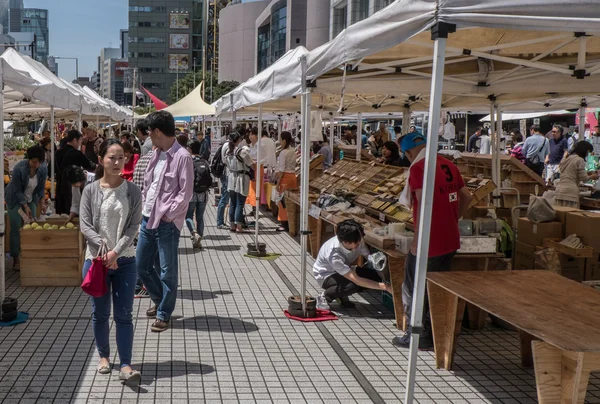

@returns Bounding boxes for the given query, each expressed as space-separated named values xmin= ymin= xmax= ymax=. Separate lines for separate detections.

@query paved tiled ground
xmin=0 ymin=201 xmax=599 ymax=403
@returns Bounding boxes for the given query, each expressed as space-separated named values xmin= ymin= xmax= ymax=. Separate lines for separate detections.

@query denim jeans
xmin=216 ymin=174 xmax=229 ymax=227
xmin=229 ymin=191 xmax=245 ymax=226
xmin=185 ymin=200 xmax=207 ymax=236
xmin=402 ymin=251 xmax=455 ymax=339
xmin=7 ymin=202 xmax=36 ymax=259
xmin=83 ymin=257 xmax=137 ymax=367
xmin=137 ymin=217 xmax=181 ymax=321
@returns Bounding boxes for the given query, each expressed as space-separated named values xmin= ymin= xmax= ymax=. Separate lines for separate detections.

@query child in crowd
xmin=313 ymin=219 xmax=392 ymax=310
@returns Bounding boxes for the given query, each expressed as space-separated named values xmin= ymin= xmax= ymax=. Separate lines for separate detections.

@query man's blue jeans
xmin=216 ymin=174 xmax=229 ymax=226
xmin=83 ymin=257 xmax=137 ymax=367
xmin=137 ymin=217 xmax=181 ymax=322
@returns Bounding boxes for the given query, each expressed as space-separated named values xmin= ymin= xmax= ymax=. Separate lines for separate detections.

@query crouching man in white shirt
xmin=313 ymin=219 xmax=392 ymax=310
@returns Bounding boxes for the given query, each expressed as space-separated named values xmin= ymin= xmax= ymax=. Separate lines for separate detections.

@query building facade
xmin=99 ymin=47 xmax=120 ymax=100
xmin=120 ymin=29 xmax=129 ymax=59
xmin=128 ymin=0 xmax=207 ymax=103
xmin=102 ymin=59 xmax=129 ymax=104
xmin=218 ymin=0 xmax=392 ymax=83
xmin=6 ymin=31 xmax=35 ymax=58
xmin=0 ymin=0 xmax=22 ymax=34
xmin=8 ymin=7 xmax=49 ymax=65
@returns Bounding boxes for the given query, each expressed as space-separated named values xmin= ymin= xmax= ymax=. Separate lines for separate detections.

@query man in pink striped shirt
xmin=137 ymin=110 xmax=194 ymax=333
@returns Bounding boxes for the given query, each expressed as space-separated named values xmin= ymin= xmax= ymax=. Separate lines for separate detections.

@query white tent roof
xmin=153 ymin=82 xmax=214 ymax=118
xmin=215 ymin=0 xmax=600 ymax=115
xmin=479 ymin=110 xmax=573 ymax=122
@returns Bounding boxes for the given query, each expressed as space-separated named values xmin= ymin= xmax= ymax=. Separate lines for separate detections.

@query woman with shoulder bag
xmin=79 ymin=139 xmax=143 ymax=383
xmin=224 ymin=131 xmax=255 ymax=233
xmin=274 ymin=132 xmax=298 ymax=232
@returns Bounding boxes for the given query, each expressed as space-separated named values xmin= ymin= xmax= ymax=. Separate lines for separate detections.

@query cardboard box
xmin=565 ymin=211 xmax=600 ymax=253
xmin=553 ymin=206 xmax=579 ymax=234
xmin=514 ymin=241 xmax=536 ymax=270
xmin=517 ymin=218 xmax=562 ymax=247
xmin=556 ymin=254 xmax=586 ymax=282
xmin=585 ymin=254 xmax=600 ymax=281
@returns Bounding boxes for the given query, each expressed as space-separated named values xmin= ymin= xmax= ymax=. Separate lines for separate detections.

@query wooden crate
xmin=543 ymin=239 xmax=595 ymax=258
xmin=20 ymin=227 xmax=84 ymax=287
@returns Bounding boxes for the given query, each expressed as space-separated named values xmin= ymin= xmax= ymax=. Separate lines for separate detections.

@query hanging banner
xmin=170 ymin=13 xmax=190 ymax=29
xmin=169 ymin=34 xmax=189 ymax=49
xmin=169 ymin=54 xmax=190 ymax=70
xmin=310 ymin=111 xmax=323 ymax=142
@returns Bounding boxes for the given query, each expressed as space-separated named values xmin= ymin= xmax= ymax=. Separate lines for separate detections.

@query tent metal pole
xmin=356 ymin=112 xmax=362 ymax=161
xmin=404 ymin=25 xmax=450 ymax=404
xmin=230 ymin=94 xmax=236 ymax=128
xmin=579 ymin=103 xmax=586 ymax=139
xmin=493 ymin=103 xmax=502 ymax=206
xmin=0 ymin=61 xmax=5 ymax=314
xmin=465 ymin=113 xmax=469 ymax=148
xmin=489 ymin=101 xmax=497 ymax=204
xmin=255 ymin=105 xmax=262 ymax=248
xmin=329 ymin=114 xmax=335 ymax=154
xmin=50 ymin=106 xmax=56 ymax=200
xmin=277 ymin=117 xmax=282 ymax=142
xmin=109 ymin=105 xmax=112 ymax=137
xmin=78 ymin=95 xmax=83 ymax=132
xmin=299 ymin=55 xmax=311 ymax=316
xmin=402 ymin=106 xmax=411 ymax=137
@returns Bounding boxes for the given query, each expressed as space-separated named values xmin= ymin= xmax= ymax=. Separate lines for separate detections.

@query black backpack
xmin=210 ymin=144 xmax=226 ymax=178
xmin=193 ymin=157 xmax=213 ymax=193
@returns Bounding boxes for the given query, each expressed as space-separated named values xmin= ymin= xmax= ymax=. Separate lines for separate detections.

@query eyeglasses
xmin=551 ymin=131 xmax=558 ymax=134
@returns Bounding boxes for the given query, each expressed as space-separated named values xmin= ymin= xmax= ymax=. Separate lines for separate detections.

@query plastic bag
xmin=542 ymin=190 xmax=556 ymax=206
xmin=527 ymin=195 xmax=556 ymax=223
xmin=271 ymin=187 xmax=284 ymax=203
xmin=367 ymin=252 xmax=388 ymax=272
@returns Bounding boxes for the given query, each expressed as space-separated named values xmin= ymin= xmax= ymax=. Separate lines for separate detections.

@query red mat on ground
xmin=284 ymin=309 xmax=338 ymax=322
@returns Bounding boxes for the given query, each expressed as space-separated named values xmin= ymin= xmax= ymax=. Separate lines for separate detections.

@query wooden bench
xmin=427 ymin=270 xmax=600 ymax=404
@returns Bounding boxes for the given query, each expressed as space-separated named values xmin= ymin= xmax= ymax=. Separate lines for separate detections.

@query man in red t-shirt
xmin=393 ymin=132 xmax=472 ymax=350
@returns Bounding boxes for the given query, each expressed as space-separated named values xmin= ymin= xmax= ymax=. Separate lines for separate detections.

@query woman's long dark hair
xmin=383 ymin=141 xmax=400 ymax=162
xmin=227 ymin=131 xmax=242 ymax=155
xmin=95 ymin=139 xmax=124 ymax=179
xmin=572 ymin=141 xmax=593 ymax=160
xmin=281 ymin=131 xmax=293 ymax=149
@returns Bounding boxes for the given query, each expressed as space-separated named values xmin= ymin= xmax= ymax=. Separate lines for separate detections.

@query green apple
xmin=22 ymin=224 xmax=32 ymax=230
xmin=66 ymin=222 xmax=75 ymax=229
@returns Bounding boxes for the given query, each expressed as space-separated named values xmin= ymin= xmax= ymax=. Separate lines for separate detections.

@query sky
xmin=25 ymin=0 xmax=128 ymax=81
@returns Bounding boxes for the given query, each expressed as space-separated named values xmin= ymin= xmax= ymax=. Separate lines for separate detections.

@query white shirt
xmin=262 ymin=137 xmax=277 ymax=167
xmin=277 ymin=148 xmax=296 ymax=173
xmin=479 ymin=135 xmax=491 ymax=154
xmin=142 ymin=152 xmax=167 ymax=217
xmin=24 ymin=175 xmax=38 ymax=203
xmin=312 ymin=237 xmax=371 ymax=286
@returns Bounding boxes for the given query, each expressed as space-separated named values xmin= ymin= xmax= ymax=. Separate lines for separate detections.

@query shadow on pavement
xmin=178 ymin=289 xmax=233 ymax=301
xmin=124 ymin=360 xmax=215 ymax=391
xmin=202 ymin=245 xmax=241 ymax=252
xmin=202 ymin=234 xmax=231 ymax=241
xmin=171 ymin=315 xmax=259 ymax=333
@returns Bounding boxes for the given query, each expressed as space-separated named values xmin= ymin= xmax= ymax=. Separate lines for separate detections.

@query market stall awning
xmin=479 ymin=110 xmax=572 ymax=122
xmin=155 ymin=82 xmax=214 ymax=118
xmin=142 ymin=86 xmax=168 ymax=110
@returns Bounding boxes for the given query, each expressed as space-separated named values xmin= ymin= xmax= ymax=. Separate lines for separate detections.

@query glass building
xmin=8 ymin=7 xmax=49 ymax=64
xmin=0 ymin=0 xmax=23 ymax=34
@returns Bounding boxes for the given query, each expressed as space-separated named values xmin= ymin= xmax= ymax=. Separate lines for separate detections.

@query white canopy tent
xmin=479 ymin=110 xmax=573 ymax=122
xmin=297 ymin=1 xmax=600 ymax=403
xmin=137 ymin=82 xmax=215 ymax=120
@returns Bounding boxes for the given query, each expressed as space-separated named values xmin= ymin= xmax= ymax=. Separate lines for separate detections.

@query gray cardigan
xmin=80 ymin=180 xmax=142 ymax=258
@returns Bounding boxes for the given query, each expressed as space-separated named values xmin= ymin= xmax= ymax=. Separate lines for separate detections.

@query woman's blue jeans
xmin=83 ymin=257 xmax=137 ymax=368
xmin=229 ymin=191 xmax=245 ymax=226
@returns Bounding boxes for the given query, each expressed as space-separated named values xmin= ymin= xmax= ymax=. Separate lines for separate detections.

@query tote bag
xmin=81 ymin=243 xmax=109 ymax=298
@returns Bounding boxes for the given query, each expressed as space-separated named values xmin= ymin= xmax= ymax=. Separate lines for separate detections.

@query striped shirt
xmin=132 ymin=150 xmax=153 ymax=193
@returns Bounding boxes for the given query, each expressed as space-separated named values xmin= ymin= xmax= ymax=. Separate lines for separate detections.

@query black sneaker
xmin=335 ymin=296 xmax=356 ymax=308
xmin=392 ymin=332 xmax=434 ymax=351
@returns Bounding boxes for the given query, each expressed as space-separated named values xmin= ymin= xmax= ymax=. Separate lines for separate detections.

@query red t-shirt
xmin=409 ymin=155 xmax=465 ymax=257
xmin=121 ymin=154 xmax=140 ymax=181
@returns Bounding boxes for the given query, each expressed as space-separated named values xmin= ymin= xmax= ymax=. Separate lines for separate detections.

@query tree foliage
xmin=169 ymin=71 xmax=239 ymax=105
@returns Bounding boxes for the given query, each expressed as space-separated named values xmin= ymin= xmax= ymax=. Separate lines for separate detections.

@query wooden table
xmin=427 ymin=270 xmax=600 ymax=404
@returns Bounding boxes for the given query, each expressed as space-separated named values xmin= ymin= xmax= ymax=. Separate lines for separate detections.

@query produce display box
xmin=542 ymin=238 xmax=594 ymax=258
xmin=20 ymin=220 xmax=84 ymax=287
xmin=464 ymin=177 xmax=497 ymax=208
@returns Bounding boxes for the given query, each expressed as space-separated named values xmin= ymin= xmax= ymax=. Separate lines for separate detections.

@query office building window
xmin=257 ymin=24 xmax=270 ymax=73
xmin=129 ymin=21 xmax=166 ymax=28
xmin=269 ymin=4 xmax=286 ymax=65
xmin=139 ymin=67 xmax=166 ymax=74
xmin=129 ymin=52 xmax=166 ymax=58
xmin=129 ymin=37 xmax=166 ymax=43
xmin=143 ymin=83 xmax=165 ymax=89
xmin=333 ymin=6 xmax=347 ymax=38
xmin=351 ymin=0 xmax=369 ymax=24
xmin=128 ymin=6 xmax=167 ymax=12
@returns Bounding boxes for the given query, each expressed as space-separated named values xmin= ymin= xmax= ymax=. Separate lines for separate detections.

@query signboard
xmin=169 ymin=54 xmax=189 ymax=70
xmin=533 ymin=118 xmax=541 ymax=125
xmin=115 ymin=61 xmax=129 ymax=77
xmin=170 ymin=13 xmax=190 ymax=29
xmin=12 ymin=122 xmax=29 ymax=137
xmin=169 ymin=34 xmax=189 ymax=49
xmin=520 ymin=119 xmax=527 ymax=136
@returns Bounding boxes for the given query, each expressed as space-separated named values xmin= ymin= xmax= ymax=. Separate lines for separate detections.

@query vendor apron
xmin=246 ymin=165 xmax=266 ymax=207
xmin=277 ymin=172 xmax=298 ymax=222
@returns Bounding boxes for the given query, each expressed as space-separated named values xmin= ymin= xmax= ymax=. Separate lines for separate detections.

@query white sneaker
xmin=192 ymin=234 xmax=202 ymax=249
xmin=316 ymin=292 xmax=330 ymax=310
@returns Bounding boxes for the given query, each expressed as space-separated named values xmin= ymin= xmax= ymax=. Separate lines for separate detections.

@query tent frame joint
xmin=573 ymin=69 xmax=588 ymax=79
xmin=431 ymin=22 xmax=456 ymax=40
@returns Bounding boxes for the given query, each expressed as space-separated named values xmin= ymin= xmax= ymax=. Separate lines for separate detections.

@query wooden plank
xmin=519 ymin=329 xmax=538 ymax=368
xmin=427 ymin=271 xmax=600 ymax=353
xmin=543 ymin=239 xmax=594 ymax=258
xmin=428 ymin=281 xmax=466 ymax=370
xmin=20 ymin=229 xmax=80 ymax=251
xmin=532 ymin=341 xmax=563 ymax=403
xmin=20 ymin=257 xmax=81 ymax=287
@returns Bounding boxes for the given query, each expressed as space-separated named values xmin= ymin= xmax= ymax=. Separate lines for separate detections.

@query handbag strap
xmin=96 ymin=241 xmax=108 ymax=258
